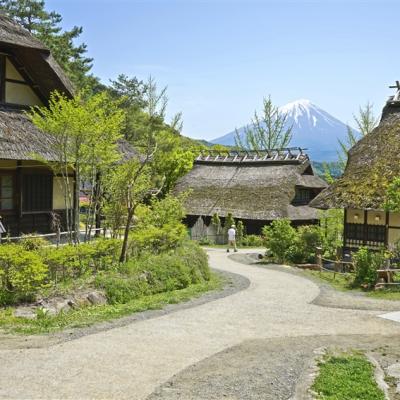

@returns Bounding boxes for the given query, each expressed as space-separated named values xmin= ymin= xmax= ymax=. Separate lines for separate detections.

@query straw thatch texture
xmin=0 ymin=108 xmax=58 ymax=160
xmin=0 ymin=109 xmax=137 ymax=162
xmin=310 ymin=108 xmax=400 ymax=210
xmin=175 ymin=160 xmax=327 ymax=221
xmin=0 ymin=15 xmax=74 ymax=97
xmin=0 ymin=14 xmax=46 ymax=50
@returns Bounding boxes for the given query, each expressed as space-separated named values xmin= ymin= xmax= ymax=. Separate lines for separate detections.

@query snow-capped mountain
xmin=211 ymin=99 xmax=354 ymax=161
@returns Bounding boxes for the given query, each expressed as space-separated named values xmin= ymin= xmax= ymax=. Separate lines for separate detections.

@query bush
xmin=263 ymin=221 xmax=324 ymax=264
xmin=96 ymin=241 xmax=210 ymax=304
xmin=240 ymin=235 xmax=265 ymax=247
xmin=19 ymin=234 xmax=48 ymax=251
xmin=198 ymin=236 xmax=214 ymax=246
xmin=0 ymin=244 xmax=48 ymax=305
xmin=263 ymin=219 xmax=297 ymax=263
xmin=41 ymin=239 xmax=121 ymax=281
xmin=353 ymin=247 xmax=385 ymax=288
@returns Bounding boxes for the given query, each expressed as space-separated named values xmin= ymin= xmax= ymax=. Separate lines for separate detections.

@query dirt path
xmin=1 ymin=249 xmax=400 ymax=399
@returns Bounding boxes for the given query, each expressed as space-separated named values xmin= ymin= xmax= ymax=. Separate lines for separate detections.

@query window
xmin=22 ymin=174 xmax=52 ymax=212
xmin=0 ymin=175 xmax=14 ymax=210
xmin=293 ymin=188 xmax=312 ymax=205
xmin=0 ymin=55 xmax=43 ymax=106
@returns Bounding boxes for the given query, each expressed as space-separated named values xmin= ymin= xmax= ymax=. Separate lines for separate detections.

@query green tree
xmin=29 ymin=91 xmax=125 ymax=242
xmin=384 ymin=177 xmax=400 ymax=212
xmin=0 ymin=0 xmax=95 ymax=88
xmin=103 ymin=158 xmax=155 ymax=262
xmin=235 ymin=96 xmax=293 ymax=151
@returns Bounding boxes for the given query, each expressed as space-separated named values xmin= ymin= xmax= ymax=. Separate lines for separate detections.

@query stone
xmin=387 ymin=363 xmax=400 ymax=379
xmin=87 ymin=291 xmax=107 ymax=305
xmin=14 ymin=307 xmax=37 ymax=319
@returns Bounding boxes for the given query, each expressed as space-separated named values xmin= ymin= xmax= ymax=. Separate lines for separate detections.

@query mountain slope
xmin=211 ymin=99 xmax=354 ymax=161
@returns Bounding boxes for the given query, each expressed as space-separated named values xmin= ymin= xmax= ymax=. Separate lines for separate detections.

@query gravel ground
xmin=231 ymin=252 xmax=400 ymax=312
xmin=1 ymin=248 xmax=400 ymax=400
xmin=148 ymin=335 xmax=400 ymax=400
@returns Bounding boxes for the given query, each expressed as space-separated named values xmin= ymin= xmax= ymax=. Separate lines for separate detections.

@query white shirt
xmin=228 ymin=228 xmax=236 ymax=241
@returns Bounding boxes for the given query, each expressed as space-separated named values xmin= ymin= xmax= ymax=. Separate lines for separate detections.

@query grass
xmin=312 ymin=352 xmax=385 ymax=400
xmin=296 ymin=269 xmax=400 ymax=301
xmin=0 ymin=273 xmax=223 ymax=335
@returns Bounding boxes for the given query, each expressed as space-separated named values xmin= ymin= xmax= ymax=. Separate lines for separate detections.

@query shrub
xmin=353 ymin=247 xmax=385 ymax=288
xmin=96 ymin=241 xmax=210 ymax=304
xmin=198 ymin=236 xmax=214 ymax=246
xmin=19 ymin=234 xmax=48 ymax=251
xmin=0 ymin=244 xmax=48 ymax=304
xmin=240 ymin=234 xmax=265 ymax=247
xmin=288 ymin=225 xmax=323 ymax=264
xmin=41 ymin=239 xmax=121 ymax=281
xmin=262 ymin=219 xmax=297 ymax=263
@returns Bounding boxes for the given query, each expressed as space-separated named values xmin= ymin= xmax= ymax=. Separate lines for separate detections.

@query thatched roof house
xmin=175 ymin=148 xmax=327 ymax=235
xmin=0 ymin=15 xmax=134 ymax=235
xmin=311 ymin=85 xmax=400 ymax=249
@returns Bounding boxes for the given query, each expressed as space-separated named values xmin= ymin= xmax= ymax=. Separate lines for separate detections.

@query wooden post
xmin=334 ymin=247 xmax=341 ymax=279
xmin=316 ymin=246 xmax=322 ymax=275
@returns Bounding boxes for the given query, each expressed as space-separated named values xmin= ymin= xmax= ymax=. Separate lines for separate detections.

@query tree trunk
xmin=74 ymin=167 xmax=80 ymax=244
xmin=119 ymin=208 xmax=134 ymax=263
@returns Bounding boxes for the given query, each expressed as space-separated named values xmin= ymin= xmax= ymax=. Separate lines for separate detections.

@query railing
xmin=0 ymin=227 xmax=107 ymax=246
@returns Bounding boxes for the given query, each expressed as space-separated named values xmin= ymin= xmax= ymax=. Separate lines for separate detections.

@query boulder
xmin=14 ymin=307 xmax=37 ymax=319
xmin=86 ymin=291 xmax=107 ymax=305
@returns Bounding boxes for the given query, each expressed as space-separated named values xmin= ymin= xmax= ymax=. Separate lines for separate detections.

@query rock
xmin=138 ymin=271 xmax=152 ymax=282
xmin=86 ymin=291 xmax=107 ymax=305
xmin=386 ymin=363 xmax=400 ymax=394
xmin=387 ymin=363 xmax=400 ymax=378
xmin=55 ymin=300 xmax=71 ymax=313
xmin=14 ymin=307 xmax=37 ymax=319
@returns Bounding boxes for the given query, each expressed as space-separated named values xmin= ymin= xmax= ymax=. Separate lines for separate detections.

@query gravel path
xmin=1 ymin=248 xmax=400 ymax=400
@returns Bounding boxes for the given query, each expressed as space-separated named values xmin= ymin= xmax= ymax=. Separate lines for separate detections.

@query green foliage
xmin=130 ymin=195 xmax=187 ymax=255
xmin=224 ymin=213 xmax=235 ymax=231
xmin=262 ymin=219 xmax=297 ymax=263
xmin=19 ymin=234 xmax=48 ymax=251
xmin=152 ymin=129 xmax=195 ymax=194
xmin=353 ymin=247 xmax=385 ymax=287
xmin=312 ymin=352 xmax=385 ymax=400
xmin=288 ymin=225 xmax=323 ymax=264
xmin=263 ymin=220 xmax=323 ymax=264
xmin=240 ymin=234 xmax=264 ymax=247
xmin=235 ymin=95 xmax=292 ymax=151
xmin=384 ymin=176 xmax=400 ymax=212
xmin=318 ymin=209 xmax=344 ymax=259
xmin=30 ymin=90 xmax=125 ymax=241
xmin=0 ymin=275 xmax=221 ymax=335
xmin=0 ymin=244 xmax=48 ymax=304
xmin=236 ymin=221 xmax=245 ymax=243
xmin=96 ymin=241 xmax=210 ymax=304
xmin=41 ymin=239 xmax=120 ymax=281
xmin=211 ymin=213 xmax=222 ymax=234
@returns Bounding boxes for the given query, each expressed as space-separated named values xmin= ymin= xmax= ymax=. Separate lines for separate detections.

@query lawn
xmin=0 ymin=273 xmax=223 ymax=335
xmin=297 ymin=269 xmax=400 ymax=301
xmin=312 ymin=352 xmax=385 ymax=400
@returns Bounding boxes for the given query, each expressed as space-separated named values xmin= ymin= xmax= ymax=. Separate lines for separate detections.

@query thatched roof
xmin=0 ymin=108 xmax=137 ymax=163
xmin=0 ymin=108 xmax=57 ymax=160
xmin=175 ymin=149 xmax=327 ymax=221
xmin=0 ymin=14 xmax=74 ymax=98
xmin=0 ymin=14 xmax=46 ymax=50
xmin=310 ymin=102 xmax=400 ymax=210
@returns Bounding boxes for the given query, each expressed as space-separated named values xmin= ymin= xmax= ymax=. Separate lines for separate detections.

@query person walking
xmin=227 ymin=224 xmax=238 ymax=253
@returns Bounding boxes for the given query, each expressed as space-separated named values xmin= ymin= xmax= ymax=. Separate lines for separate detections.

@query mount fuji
xmin=211 ymin=99 xmax=354 ymax=161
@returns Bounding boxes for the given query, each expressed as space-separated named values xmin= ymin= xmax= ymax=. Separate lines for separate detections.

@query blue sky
xmin=47 ymin=0 xmax=400 ymax=141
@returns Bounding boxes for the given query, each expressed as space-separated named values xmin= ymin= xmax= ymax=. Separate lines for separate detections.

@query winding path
xmin=1 ymin=249 xmax=400 ymax=399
